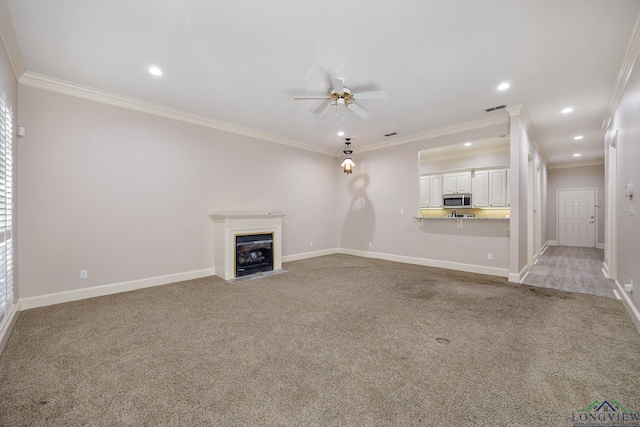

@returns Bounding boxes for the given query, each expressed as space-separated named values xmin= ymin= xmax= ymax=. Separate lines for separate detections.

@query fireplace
xmin=210 ymin=212 xmax=284 ymax=281
xmin=236 ymin=233 xmax=273 ymax=277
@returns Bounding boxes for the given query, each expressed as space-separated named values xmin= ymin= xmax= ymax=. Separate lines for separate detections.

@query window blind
xmin=0 ymin=93 xmax=13 ymax=325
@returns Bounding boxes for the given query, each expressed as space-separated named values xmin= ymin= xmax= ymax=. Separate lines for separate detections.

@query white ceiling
xmin=420 ymin=137 xmax=509 ymax=163
xmin=6 ymin=0 xmax=640 ymax=163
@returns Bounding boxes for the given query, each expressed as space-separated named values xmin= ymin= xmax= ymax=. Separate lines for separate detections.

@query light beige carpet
xmin=1 ymin=254 xmax=639 ymax=426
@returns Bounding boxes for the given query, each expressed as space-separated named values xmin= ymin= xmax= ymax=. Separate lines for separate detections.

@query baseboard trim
xmin=602 ymin=264 xmax=611 ymax=280
xmin=615 ymin=280 xmax=640 ymax=335
xmin=282 ymin=248 xmax=338 ymax=263
xmin=540 ymin=241 xmax=551 ymax=255
xmin=18 ymin=247 xmax=345 ymax=312
xmin=337 ymin=248 xmax=509 ymax=278
xmin=596 ymin=243 xmax=605 ymax=249
xmin=0 ymin=300 xmax=22 ymax=355
xmin=547 ymin=240 xmax=557 ymax=246
xmin=20 ymin=268 xmax=216 ymax=310
xmin=508 ymin=265 xmax=529 ymax=284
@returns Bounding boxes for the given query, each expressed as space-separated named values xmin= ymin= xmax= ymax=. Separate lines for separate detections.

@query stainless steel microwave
xmin=443 ymin=193 xmax=472 ymax=208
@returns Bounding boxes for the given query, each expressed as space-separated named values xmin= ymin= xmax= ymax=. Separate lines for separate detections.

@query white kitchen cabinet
xmin=428 ymin=175 xmax=443 ymax=207
xmin=443 ymin=172 xmax=471 ymax=194
xmin=456 ymin=172 xmax=471 ymax=193
xmin=419 ymin=175 xmax=442 ymax=208
xmin=489 ymin=169 xmax=508 ymax=207
xmin=419 ymin=176 xmax=429 ymax=208
xmin=442 ymin=174 xmax=456 ymax=194
xmin=472 ymin=170 xmax=489 ymax=207
xmin=471 ymin=169 xmax=509 ymax=208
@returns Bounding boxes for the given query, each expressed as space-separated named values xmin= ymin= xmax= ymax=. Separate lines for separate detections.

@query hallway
xmin=523 ymin=246 xmax=618 ymax=299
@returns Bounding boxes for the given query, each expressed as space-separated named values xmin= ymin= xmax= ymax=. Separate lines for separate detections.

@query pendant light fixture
xmin=341 ymin=138 xmax=355 ymax=174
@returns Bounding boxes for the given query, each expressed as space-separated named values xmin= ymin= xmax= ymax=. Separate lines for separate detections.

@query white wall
xmin=508 ymin=109 xmax=548 ymax=279
xmin=420 ymin=149 xmax=510 ymax=174
xmin=17 ymin=86 xmax=338 ymax=299
xmin=11 ymin=86 xmax=545 ymax=301
xmin=546 ymin=164 xmax=605 ymax=245
xmin=337 ymin=122 xmax=511 ymax=275
xmin=607 ymin=56 xmax=640 ymax=312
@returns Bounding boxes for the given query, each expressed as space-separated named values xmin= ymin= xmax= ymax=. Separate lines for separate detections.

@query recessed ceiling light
xmin=497 ymin=82 xmax=510 ymax=91
xmin=464 ymin=142 xmax=472 ymax=147
xmin=337 ymin=131 xmax=344 ymax=136
xmin=573 ymin=153 xmax=581 ymax=157
xmin=574 ymin=135 xmax=584 ymax=140
xmin=561 ymin=107 xmax=574 ymax=114
xmin=149 ymin=66 xmax=163 ymax=76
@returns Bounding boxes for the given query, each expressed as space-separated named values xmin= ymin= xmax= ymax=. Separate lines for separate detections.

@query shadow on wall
xmin=343 ymin=174 xmax=375 ymax=249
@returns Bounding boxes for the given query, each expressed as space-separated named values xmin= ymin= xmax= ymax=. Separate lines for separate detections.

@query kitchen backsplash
xmin=419 ymin=208 xmax=510 ymax=218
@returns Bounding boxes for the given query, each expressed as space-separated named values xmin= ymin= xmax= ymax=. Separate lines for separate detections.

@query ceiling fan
xmin=294 ymin=77 xmax=387 ymax=119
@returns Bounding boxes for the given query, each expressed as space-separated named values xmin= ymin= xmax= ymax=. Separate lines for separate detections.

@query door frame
xmin=556 ymin=187 xmax=598 ymax=248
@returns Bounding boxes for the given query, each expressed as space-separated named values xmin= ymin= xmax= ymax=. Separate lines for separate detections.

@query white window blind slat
xmin=0 ymin=93 xmax=13 ymax=325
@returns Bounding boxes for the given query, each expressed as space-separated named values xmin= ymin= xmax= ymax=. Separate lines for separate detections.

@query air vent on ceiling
xmin=485 ymin=105 xmax=506 ymax=112
xmin=384 ymin=132 xmax=398 ymax=137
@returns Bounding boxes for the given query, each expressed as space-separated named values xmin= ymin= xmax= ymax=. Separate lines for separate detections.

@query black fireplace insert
xmin=235 ymin=233 xmax=274 ymax=277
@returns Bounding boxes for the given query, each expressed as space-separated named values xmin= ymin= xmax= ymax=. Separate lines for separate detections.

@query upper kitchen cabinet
xmin=489 ymin=169 xmax=509 ymax=207
xmin=472 ymin=168 xmax=510 ymax=208
xmin=472 ymin=170 xmax=489 ymax=207
xmin=442 ymin=172 xmax=471 ymax=194
xmin=419 ymin=176 xmax=429 ymax=208
xmin=420 ymin=175 xmax=443 ymax=208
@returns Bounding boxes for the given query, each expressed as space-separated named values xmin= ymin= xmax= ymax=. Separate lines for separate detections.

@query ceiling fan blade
xmin=293 ymin=96 xmax=331 ymax=100
xmin=347 ymin=102 xmax=370 ymax=119
xmin=331 ymin=77 xmax=345 ymax=94
xmin=352 ymin=91 xmax=388 ymax=100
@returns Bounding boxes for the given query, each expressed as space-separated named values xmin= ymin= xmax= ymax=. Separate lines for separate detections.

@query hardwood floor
xmin=523 ymin=245 xmax=618 ymax=299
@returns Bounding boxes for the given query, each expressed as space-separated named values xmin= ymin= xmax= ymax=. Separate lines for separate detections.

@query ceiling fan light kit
xmin=341 ymin=138 xmax=355 ymax=175
xmin=294 ymin=77 xmax=387 ymax=120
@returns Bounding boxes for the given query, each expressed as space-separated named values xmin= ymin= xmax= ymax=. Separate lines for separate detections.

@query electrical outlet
xmin=80 ymin=269 xmax=87 ymax=279
xmin=400 ymin=208 xmax=404 ymax=214
xmin=487 ymin=253 xmax=493 ymax=261
xmin=368 ymin=242 xmax=373 ymax=248
xmin=310 ymin=241 xmax=313 ymax=247
xmin=624 ymin=279 xmax=634 ymax=293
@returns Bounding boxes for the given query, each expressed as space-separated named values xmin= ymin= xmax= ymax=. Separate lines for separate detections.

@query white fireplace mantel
xmin=210 ymin=212 xmax=284 ymax=280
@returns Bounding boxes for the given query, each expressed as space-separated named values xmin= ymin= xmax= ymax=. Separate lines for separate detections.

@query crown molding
xmin=546 ymin=159 xmax=604 ymax=170
xmin=504 ymin=104 xmax=523 ymax=117
xmin=353 ymin=114 xmax=510 ymax=155
xmin=18 ymin=71 xmax=336 ymax=156
xmin=505 ymin=103 xmax=550 ymax=165
xmin=0 ymin=0 xmax=26 ymax=80
xmin=602 ymin=13 xmax=640 ymax=131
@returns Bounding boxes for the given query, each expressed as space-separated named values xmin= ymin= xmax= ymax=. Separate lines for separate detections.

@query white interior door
xmin=558 ymin=189 xmax=596 ymax=247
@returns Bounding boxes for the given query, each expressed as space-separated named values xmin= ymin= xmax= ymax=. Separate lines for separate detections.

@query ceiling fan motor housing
xmin=331 ymin=89 xmax=353 ymax=105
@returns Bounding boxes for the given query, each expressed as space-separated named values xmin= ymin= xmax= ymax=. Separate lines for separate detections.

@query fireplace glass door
xmin=235 ymin=234 xmax=274 ymax=277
